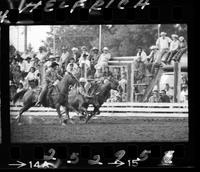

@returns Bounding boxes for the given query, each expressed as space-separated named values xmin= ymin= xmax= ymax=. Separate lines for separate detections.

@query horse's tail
xmin=12 ymin=89 xmax=28 ymax=104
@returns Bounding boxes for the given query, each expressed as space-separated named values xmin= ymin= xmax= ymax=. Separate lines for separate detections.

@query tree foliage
xmin=43 ymin=24 xmax=187 ymax=57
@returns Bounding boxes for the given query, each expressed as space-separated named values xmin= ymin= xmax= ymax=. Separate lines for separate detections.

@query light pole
xmin=53 ymin=26 xmax=56 ymax=56
xmin=157 ymin=24 xmax=161 ymax=38
xmin=24 ymin=26 xmax=27 ymax=52
xmin=99 ymin=25 xmax=102 ymax=52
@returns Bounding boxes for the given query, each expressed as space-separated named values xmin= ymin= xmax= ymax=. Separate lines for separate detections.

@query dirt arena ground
xmin=10 ymin=115 xmax=188 ymax=143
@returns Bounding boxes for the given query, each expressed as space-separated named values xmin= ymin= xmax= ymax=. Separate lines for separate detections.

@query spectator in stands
xmin=103 ymin=66 xmax=113 ymax=79
xmin=89 ymin=47 xmax=99 ymax=63
xmin=79 ymin=53 xmax=90 ymax=78
xmin=21 ymin=50 xmax=29 ymax=60
xmin=87 ymin=57 xmax=96 ymax=79
xmin=25 ymin=66 xmax=39 ymax=88
xmin=145 ymin=45 xmax=158 ymax=75
xmin=156 ymin=32 xmax=172 ymax=62
xmin=12 ymin=65 xmax=23 ymax=85
xmin=94 ymin=66 xmax=103 ymax=79
xmin=66 ymin=58 xmax=79 ymax=75
xmin=113 ymin=67 xmax=121 ymax=80
xmin=164 ymin=83 xmax=173 ymax=100
xmin=80 ymin=46 xmax=89 ymax=57
xmin=37 ymin=46 xmax=47 ymax=61
xmin=95 ymin=47 xmax=111 ymax=72
xmin=181 ymin=74 xmax=188 ymax=86
xmin=60 ymin=46 xmax=70 ymax=68
xmin=55 ymin=55 xmax=60 ymax=64
xmin=159 ymin=90 xmax=170 ymax=102
xmin=72 ymin=47 xmax=81 ymax=64
xmin=119 ymin=73 xmax=127 ymax=102
xmin=32 ymin=57 xmax=40 ymax=70
xmin=16 ymin=82 xmax=24 ymax=93
xmin=10 ymin=58 xmax=19 ymax=74
xmin=173 ymin=36 xmax=187 ymax=62
xmin=44 ymin=55 xmax=55 ymax=72
xmin=163 ymin=34 xmax=180 ymax=64
xmin=121 ymin=66 xmax=127 ymax=79
xmin=180 ymin=84 xmax=188 ymax=103
xmin=136 ymin=47 xmax=147 ymax=62
xmin=23 ymin=56 xmax=33 ymax=77
xmin=134 ymin=56 xmax=146 ymax=84
xmin=148 ymin=90 xmax=160 ymax=103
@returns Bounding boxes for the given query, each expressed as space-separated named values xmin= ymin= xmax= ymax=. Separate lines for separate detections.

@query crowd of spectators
xmin=9 ymin=45 xmax=128 ymax=102
xmin=9 ymin=31 xmax=188 ymax=103
xmin=132 ymin=32 xmax=188 ymax=103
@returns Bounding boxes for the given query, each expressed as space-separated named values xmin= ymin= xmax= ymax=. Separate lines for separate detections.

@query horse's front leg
xmin=15 ymin=103 xmax=34 ymax=125
xmin=55 ymin=104 xmax=66 ymax=126
xmin=64 ymin=105 xmax=77 ymax=124
xmin=85 ymin=106 xmax=99 ymax=124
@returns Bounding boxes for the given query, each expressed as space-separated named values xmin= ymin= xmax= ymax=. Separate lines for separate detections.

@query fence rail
xmin=10 ymin=103 xmax=188 ymax=115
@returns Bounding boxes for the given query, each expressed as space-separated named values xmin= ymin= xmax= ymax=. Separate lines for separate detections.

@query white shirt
xmin=169 ymin=40 xmax=180 ymax=51
xmin=23 ymin=61 xmax=33 ymax=72
xmin=60 ymin=52 xmax=69 ymax=65
xmin=37 ymin=52 xmax=47 ymax=61
xmin=18 ymin=61 xmax=26 ymax=72
xmin=156 ymin=36 xmax=172 ymax=50
xmin=66 ymin=63 xmax=78 ymax=74
xmin=180 ymin=90 xmax=188 ymax=103
xmin=25 ymin=71 xmax=38 ymax=81
xmin=136 ymin=51 xmax=147 ymax=62
xmin=79 ymin=58 xmax=90 ymax=68
xmin=97 ymin=53 xmax=111 ymax=64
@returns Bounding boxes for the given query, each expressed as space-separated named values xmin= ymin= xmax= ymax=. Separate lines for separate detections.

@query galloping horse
xmin=13 ymin=72 xmax=81 ymax=125
xmin=83 ymin=77 xmax=123 ymax=123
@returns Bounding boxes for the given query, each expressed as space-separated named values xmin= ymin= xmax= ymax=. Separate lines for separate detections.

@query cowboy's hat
xmin=171 ymin=34 xmax=178 ymax=38
xmin=71 ymin=47 xmax=78 ymax=51
xmin=160 ymin=32 xmax=167 ymax=36
xmin=103 ymin=47 xmax=109 ymax=51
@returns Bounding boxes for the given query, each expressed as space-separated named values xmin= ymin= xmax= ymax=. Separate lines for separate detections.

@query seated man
xmin=35 ymin=62 xmax=62 ymax=106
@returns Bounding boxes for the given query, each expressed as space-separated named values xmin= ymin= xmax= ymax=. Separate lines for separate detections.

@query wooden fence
xmin=10 ymin=103 xmax=188 ymax=118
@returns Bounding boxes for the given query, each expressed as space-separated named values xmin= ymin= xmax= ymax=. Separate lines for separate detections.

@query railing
xmin=10 ymin=103 xmax=188 ymax=117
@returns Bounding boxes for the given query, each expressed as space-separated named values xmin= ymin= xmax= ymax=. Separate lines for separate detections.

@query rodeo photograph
xmin=9 ymin=24 xmax=188 ymax=143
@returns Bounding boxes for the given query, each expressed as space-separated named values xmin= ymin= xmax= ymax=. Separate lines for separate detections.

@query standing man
xmin=60 ymin=46 xmax=70 ymax=69
xmin=35 ymin=62 xmax=62 ymax=106
xmin=136 ymin=47 xmax=147 ymax=62
xmin=95 ymin=47 xmax=111 ymax=72
xmin=72 ymin=47 xmax=81 ymax=64
xmin=37 ymin=46 xmax=48 ymax=86
xmin=156 ymin=32 xmax=172 ymax=62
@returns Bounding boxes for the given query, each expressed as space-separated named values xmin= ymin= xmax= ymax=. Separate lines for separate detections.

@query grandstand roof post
xmin=174 ymin=62 xmax=181 ymax=102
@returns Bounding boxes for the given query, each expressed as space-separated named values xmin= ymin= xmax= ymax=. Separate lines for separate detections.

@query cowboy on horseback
xmin=35 ymin=62 xmax=62 ymax=106
xmin=78 ymin=77 xmax=93 ymax=99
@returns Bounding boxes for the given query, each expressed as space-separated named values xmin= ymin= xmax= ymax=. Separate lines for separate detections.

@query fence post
xmin=174 ymin=62 xmax=181 ymax=102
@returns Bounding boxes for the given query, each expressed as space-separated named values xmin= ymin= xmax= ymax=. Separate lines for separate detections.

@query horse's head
xmin=64 ymin=72 xmax=80 ymax=87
